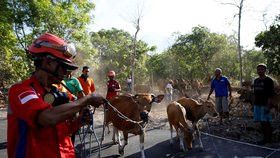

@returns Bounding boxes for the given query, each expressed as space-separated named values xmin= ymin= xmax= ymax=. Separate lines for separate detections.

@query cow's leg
xmin=103 ymin=107 xmax=110 ymax=137
xmin=176 ymin=128 xmax=181 ymax=141
xmin=194 ymin=122 xmax=203 ymax=151
xmin=101 ymin=124 xmax=105 ymax=142
xmin=112 ymin=126 xmax=120 ymax=144
xmin=101 ymin=123 xmax=110 ymax=142
xmin=169 ymin=123 xmax=174 ymax=144
xmin=111 ymin=126 xmax=116 ymax=143
xmin=116 ymin=128 xmax=121 ymax=145
xmin=107 ymin=124 xmax=110 ymax=134
xmin=112 ymin=126 xmax=115 ymax=142
xmin=118 ymin=131 xmax=128 ymax=156
xmin=178 ymin=130 xmax=186 ymax=151
xmin=139 ymin=133 xmax=145 ymax=158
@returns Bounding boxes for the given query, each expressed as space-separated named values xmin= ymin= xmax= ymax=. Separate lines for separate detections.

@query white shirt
xmin=165 ymin=83 xmax=173 ymax=94
xmin=127 ymin=78 xmax=132 ymax=84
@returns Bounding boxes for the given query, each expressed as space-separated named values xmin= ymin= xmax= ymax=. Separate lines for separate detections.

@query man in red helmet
xmin=7 ymin=33 xmax=105 ymax=158
xmin=104 ymin=70 xmax=121 ymax=130
xmin=106 ymin=70 xmax=121 ymax=100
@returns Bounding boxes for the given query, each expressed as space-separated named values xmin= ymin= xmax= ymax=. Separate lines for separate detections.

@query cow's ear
xmin=154 ymin=94 xmax=164 ymax=103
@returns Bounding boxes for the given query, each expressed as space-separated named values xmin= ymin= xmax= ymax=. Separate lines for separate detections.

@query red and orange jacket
xmin=78 ymin=76 xmax=95 ymax=95
xmin=8 ymin=75 xmax=80 ymax=158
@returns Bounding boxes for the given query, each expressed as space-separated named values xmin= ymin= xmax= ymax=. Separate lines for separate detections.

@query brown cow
xmin=242 ymin=80 xmax=253 ymax=88
xmin=177 ymin=97 xmax=218 ymax=150
xmin=106 ymin=93 xmax=164 ymax=158
xmin=173 ymin=79 xmax=188 ymax=96
xmin=237 ymin=87 xmax=254 ymax=105
xmin=189 ymin=79 xmax=202 ymax=95
xmin=167 ymin=101 xmax=194 ymax=151
xmin=238 ymin=87 xmax=280 ymax=113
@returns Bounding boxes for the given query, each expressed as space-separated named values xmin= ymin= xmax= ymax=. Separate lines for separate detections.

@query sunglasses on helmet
xmin=34 ymin=40 xmax=76 ymax=58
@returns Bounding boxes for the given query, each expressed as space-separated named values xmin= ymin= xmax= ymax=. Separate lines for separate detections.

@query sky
xmin=90 ymin=0 xmax=280 ymax=53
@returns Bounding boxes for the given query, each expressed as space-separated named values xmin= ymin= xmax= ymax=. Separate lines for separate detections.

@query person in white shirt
xmin=165 ymin=80 xmax=174 ymax=101
xmin=126 ymin=75 xmax=132 ymax=92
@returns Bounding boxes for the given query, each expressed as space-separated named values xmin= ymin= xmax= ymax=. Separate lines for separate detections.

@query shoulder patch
xmin=18 ymin=90 xmax=38 ymax=104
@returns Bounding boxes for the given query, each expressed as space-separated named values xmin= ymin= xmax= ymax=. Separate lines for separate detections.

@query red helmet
xmin=107 ymin=70 xmax=116 ymax=77
xmin=28 ymin=33 xmax=78 ymax=70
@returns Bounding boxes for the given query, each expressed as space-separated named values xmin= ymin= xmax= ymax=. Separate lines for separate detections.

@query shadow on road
xmin=74 ymin=129 xmax=280 ymax=158
xmin=0 ymin=142 xmax=7 ymax=150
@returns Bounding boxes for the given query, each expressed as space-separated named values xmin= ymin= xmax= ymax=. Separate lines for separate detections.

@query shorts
xmin=253 ymin=105 xmax=272 ymax=122
xmin=215 ymin=96 xmax=229 ymax=113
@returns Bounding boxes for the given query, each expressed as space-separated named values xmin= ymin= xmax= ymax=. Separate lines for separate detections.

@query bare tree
xmin=216 ymin=0 xmax=246 ymax=86
xmin=131 ymin=18 xmax=141 ymax=94
xmin=122 ymin=0 xmax=145 ymax=94
xmin=258 ymin=3 xmax=274 ymax=31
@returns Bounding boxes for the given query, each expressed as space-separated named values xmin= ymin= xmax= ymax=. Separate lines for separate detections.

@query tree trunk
xmin=238 ymin=0 xmax=244 ymax=87
xmin=131 ymin=19 xmax=140 ymax=94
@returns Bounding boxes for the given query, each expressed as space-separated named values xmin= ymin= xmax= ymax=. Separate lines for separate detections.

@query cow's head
xmin=133 ymin=93 xmax=164 ymax=113
xmin=133 ymin=93 xmax=164 ymax=122
xmin=237 ymin=87 xmax=253 ymax=102
xmin=183 ymin=128 xmax=194 ymax=150
xmin=199 ymin=99 xmax=218 ymax=117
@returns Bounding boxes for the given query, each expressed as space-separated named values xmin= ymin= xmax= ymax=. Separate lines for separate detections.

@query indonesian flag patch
xmin=18 ymin=90 xmax=39 ymax=104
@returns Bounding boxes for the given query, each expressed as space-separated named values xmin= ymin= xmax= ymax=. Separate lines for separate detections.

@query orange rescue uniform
xmin=78 ymin=76 xmax=95 ymax=95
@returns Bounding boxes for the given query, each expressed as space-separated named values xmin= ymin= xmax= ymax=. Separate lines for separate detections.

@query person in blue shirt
xmin=207 ymin=68 xmax=232 ymax=123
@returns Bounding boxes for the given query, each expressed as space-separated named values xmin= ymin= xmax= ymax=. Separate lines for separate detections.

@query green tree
xmin=242 ymin=49 xmax=265 ymax=80
xmin=1 ymin=0 xmax=95 ymax=84
xmin=255 ymin=15 xmax=280 ymax=75
xmin=148 ymin=26 xmax=241 ymax=86
xmin=0 ymin=0 xmax=30 ymax=85
xmin=90 ymin=28 xmax=155 ymax=87
xmin=170 ymin=26 xmax=230 ymax=79
xmin=210 ymin=34 xmax=239 ymax=80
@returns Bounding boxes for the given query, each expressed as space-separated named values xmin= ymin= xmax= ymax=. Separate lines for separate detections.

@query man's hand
xmin=88 ymin=93 xmax=105 ymax=108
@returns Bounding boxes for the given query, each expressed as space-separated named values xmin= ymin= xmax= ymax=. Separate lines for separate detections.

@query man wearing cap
xmin=7 ymin=33 xmax=105 ymax=158
xmin=207 ymin=68 xmax=232 ymax=123
xmin=253 ymin=63 xmax=275 ymax=144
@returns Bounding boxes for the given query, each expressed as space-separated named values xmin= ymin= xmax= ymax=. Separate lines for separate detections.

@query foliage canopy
xmin=255 ymin=15 xmax=280 ymax=75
